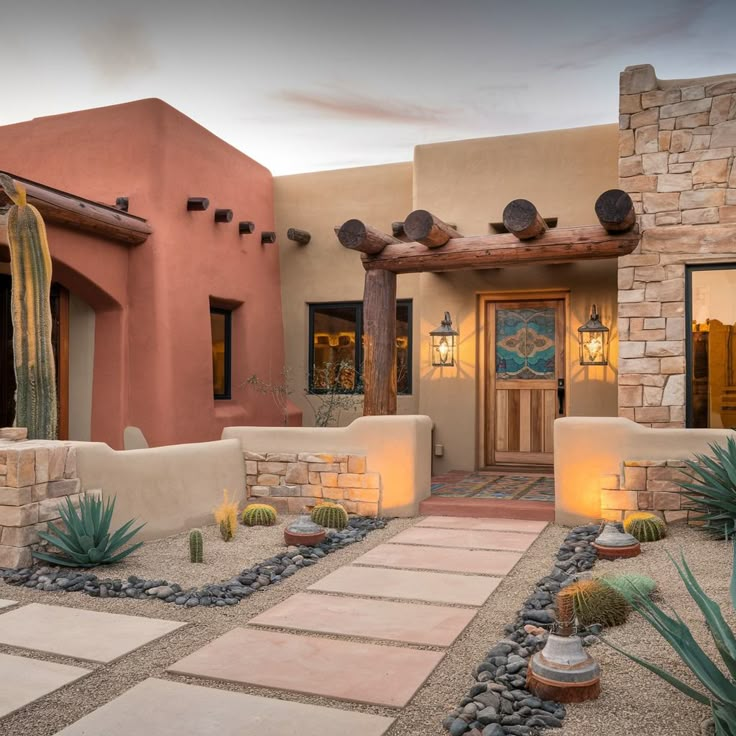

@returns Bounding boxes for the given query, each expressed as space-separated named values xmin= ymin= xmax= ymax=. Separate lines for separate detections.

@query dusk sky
xmin=3 ymin=0 xmax=736 ymax=175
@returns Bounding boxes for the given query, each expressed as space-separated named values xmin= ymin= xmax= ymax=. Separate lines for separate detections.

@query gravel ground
xmin=106 ymin=517 xmax=297 ymax=588
xmin=0 ymin=519 xmax=729 ymax=736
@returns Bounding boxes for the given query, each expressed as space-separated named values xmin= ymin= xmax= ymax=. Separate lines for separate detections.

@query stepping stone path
xmin=0 ymin=598 xmax=16 ymax=610
xmin=0 ymin=515 xmax=543 ymax=735
xmin=0 ymin=602 xmax=184 ymax=663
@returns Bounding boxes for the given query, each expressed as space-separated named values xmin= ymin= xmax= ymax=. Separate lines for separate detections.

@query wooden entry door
xmin=486 ymin=298 xmax=565 ymax=466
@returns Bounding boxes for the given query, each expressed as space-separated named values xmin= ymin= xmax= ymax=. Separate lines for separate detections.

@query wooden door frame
xmin=477 ymin=289 xmax=570 ymax=470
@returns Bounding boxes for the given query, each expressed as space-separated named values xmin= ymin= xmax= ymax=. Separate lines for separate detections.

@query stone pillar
xmin=618 ymin=64 xmax=736 ymax=427
xmin=0 ymin=435 xmax=83 ymax=568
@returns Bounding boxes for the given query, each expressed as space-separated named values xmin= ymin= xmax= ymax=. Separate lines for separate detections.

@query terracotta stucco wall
xmin=274 ymin=163 xmax=417 ymax=426
xmin=0 ymin=99 xmax=291 ymax=447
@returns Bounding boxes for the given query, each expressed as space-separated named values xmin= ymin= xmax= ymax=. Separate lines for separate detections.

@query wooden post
xmin=337 ymin=219 xmax=398 ymax=254
xmin=403 ymin=209 xmax=461 ymax=248
xmin=595 ymin=189 xmax=636 ymax=233
xmin=363 ymin=269 xmax=397 ymax=416
xmin=502 ymin=199 xmax=547 ymax=240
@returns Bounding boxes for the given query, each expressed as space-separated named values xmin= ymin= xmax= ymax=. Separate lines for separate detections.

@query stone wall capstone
xmin=618 ymin=64 xmax=736 ymax=427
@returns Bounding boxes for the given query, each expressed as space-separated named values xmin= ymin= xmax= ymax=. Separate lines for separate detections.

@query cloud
xmin=276 ymin=87 xmax=452 ymax=125
xmin=80 ymin=16 xmax=157 ymax=82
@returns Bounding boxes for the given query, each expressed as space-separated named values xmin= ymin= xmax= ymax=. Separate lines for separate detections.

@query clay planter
xmin=284 ymin=529 xmax=326 ymax=547
xmin=592 ymin=541 xmax=641 ymax=559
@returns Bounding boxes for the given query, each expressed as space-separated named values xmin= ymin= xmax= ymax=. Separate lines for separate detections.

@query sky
xmin=2 ymin=0 xmax=735 ymax=175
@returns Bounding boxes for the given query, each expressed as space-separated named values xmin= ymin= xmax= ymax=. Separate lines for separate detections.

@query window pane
xmin=397 ymin=302 xmax=411 ymax=394
xmin=312 ymin=305 xmax=358 ymax=391
xmin=211 ymin=310 xmax=230 ymax=398
xmin=690 ymin=268 xmax=736 ymax=428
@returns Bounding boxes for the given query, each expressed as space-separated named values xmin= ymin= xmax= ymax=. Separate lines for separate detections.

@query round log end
xmin=238 ymin=221 xmax=255 ymax=234
xmin=595 ymin=189 xmax=636 ymax=232
xmin=337 ymin=219 xmax=368 ymax=249
xmin=403 ymin=209 xmax=434 ymax=241
xmin=502 ymin=199 xmax=538 ymax=232
xmin=214 ymin=208 xmax=233 ymax=223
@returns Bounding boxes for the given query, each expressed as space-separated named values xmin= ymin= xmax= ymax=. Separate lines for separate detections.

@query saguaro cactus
xmin=0 ymin=174 xmax=57 ymax=439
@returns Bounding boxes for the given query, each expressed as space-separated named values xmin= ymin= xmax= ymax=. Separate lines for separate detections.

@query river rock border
xmin=0 ymin=517 xmax=386 ymax=608
xmin=443 ymin=524 xmax=601 ymax=736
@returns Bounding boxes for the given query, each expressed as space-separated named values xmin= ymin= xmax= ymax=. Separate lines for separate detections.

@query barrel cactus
xmin=189 ymin=529 xmax=204 ymax=562
xmin=311 ymin=501 xmax=348 ymax=530
xmin=242 ymin=503 xmax=277 ymax=527
xmin=0 ymin=174 xmax=57 ymax=439
xmin=559 ymin=579 xmax=630 ymax=628
xmin=624 ymin=512 xmax=667 ymax=542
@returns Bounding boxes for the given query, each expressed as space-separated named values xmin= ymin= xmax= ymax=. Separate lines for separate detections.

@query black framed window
xmin=308 ymin=300 xmax=412 ymax=394
xmin=686 ymin=264 xmax=736 ymax=428
xmin=210 ymin=307 xmax=232 ymax=400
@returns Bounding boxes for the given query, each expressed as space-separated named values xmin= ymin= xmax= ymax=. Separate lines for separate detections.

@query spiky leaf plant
xmin=679 ymin=437 xmax=736 ymax=540
xmin=32 ymin=494 xmax=144 ymax=567
xmin=600 ymin=573 xmax=657 ymax=602
xmin=242 ymin=503 xmax=277 ymax=527
xmin=214 ymin=489 xmax=238 ymax=541
xmin=311 ymin=501 xmax=348 ymax=530
xmin=0 ymin=173 xmax=57 ymax=439
xmin=604 ymin=546 xmax=736 ymax=735
xmin=624 ymin=512 xmax=667 ymax=542
xmin=559 ymin=579 xmax=630 ymax=628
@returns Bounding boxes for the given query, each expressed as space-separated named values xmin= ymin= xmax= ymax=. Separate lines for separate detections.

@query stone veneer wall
xmin=0 ymin=439 xmax=86 ymax=568
xmin=600 ymin=459 xmax=689 ymax=523
xmin=245 ymin=451 xmax=380 ymax=517
xmin=618 ymin=64 xmax=736 ymax=427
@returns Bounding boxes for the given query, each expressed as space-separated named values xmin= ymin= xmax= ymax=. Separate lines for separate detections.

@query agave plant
xmin=679 ymin=437 xmax=736 ymax=540
xmin=604 ymin=546 xmax=736 ymax=735
xmin=33 ymin=495 xmax=144 ymax=567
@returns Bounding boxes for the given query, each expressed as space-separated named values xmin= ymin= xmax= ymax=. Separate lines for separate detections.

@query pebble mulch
xmin=0 ymin=517 xmax=386 ymax=608
xmin=442 ymin=523 xmax=601 ymax=736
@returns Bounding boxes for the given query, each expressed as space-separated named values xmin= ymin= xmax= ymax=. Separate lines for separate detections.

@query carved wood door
xmin=486 ymin=298 xmax=565 ymax=467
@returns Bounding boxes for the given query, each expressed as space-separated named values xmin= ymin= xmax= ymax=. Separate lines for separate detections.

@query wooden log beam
xmin=502 ymin=199 xmax=547 ymax=240
xmin=214 ymin=208 xmax=233 ymax=223
xmin=595 ymin=189 xmax=636 ymax=233
xmin=0 ymin=173 xmax=152 ymax=245
xmin=238 ymin=221 xmax=255 ymax=235
xmin=363 ymin=269 xmax=397 ymax=416
xmin=360 ymin=225 xmax=639 ymax=274
xmin=336 ymin=219 xmax=398 ymax=254
xmin=403 ymin=209 xmax=461 ymax=248
xmin=261 ymin=231 xmax=277 ymax=244
xmin=287 ymin=228 xmax=311 ymax=245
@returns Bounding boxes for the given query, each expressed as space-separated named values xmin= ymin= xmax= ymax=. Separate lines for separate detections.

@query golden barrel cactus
xmin=0 ymin=174 xmax=57 ymax=439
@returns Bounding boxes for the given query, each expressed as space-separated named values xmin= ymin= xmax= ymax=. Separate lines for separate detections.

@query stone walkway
xmin=0 ymin=515 xmax=546 ymax=734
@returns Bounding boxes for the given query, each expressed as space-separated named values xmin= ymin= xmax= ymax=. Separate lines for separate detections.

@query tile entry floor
xmin=431 ymin=471 xmax=554 ymax=501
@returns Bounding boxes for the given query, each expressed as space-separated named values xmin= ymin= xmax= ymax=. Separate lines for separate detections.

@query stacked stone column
xmin=618 ymin=64 xmax=736 ymax=426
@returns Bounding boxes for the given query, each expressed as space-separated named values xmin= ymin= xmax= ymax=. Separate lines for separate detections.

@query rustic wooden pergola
xmin=336 ymin=190 xmax=639 ymax=416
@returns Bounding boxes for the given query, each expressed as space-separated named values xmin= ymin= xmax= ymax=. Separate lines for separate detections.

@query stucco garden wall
xmin=617 ymin=64 xmax=736 ymax=426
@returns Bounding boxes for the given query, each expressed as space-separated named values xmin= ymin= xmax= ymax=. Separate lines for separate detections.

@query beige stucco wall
xmin=275 ymin=125 xmax=620 ymax=473
xmin=275 ymin=163 xmax=417 ymax=427
xmin=68 ymin=293 xmax=95 ymax=441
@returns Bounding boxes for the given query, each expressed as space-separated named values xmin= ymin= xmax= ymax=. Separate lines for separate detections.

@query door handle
xmin=557 ymin=379 xmax=565 ymax=415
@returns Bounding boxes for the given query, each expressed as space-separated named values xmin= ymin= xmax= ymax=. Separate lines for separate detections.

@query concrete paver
xmin=416 ymin=516 xmax=548 ymax=533
xmin=388 ymin=526 xmax=537 ymax=551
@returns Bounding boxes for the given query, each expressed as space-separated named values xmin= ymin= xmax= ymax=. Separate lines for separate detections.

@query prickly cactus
xmin=600 ymin=573 xmax=657 ymax=602
xmin=311 ymin=501 xmax=348 ymax=530
xmin=189 ymin=529 xmax=203 ymax=563
xmin=0 ymin=174 xmax=57 ymax=439
xmin=623 ymin=512 xmax=666 ymax=542
xmin=242 ymin=503 xmax=277 ymax=527
xmin=559 ymin=579 xmax=630 ymax=628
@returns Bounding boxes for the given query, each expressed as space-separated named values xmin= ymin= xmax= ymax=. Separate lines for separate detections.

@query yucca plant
xmin=33 ymin=495 xmax=144 ymax=567
xmin=604 ymin=546 xmax=736 ymax=735
xmin=679 ymin=437 xmax=736 ymax=540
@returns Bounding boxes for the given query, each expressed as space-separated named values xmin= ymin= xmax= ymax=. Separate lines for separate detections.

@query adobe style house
xmin=0 ymin=100 xmax=295 ymax=449
xmin=2 ymin=63 xmax=735 ymax=472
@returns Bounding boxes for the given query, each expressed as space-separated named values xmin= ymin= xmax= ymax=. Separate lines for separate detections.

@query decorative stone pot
xmin=592 ymin=523 xmax=641 ymax=560
xmin=284 ymin=515 xmax=326 ymax=547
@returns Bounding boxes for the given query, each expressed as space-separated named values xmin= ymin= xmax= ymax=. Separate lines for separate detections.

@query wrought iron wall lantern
xmin=578 ymin=304 xmax=609 ymax=366
xmin=430 ymin=312 xmax=458 ymax=367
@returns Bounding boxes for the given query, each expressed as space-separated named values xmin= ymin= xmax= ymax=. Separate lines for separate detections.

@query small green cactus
xmin=242 ymin=503 xmax=277 ymax=527
xmin=311 ymin=501 xmax=348 ymax=530
xmin=623 ymin=512 xmax=667 ymax=542
xmin=559 ymin=579 xmax=630 ymax=628
xmin=189 ymin=529 xmax=203 ymax=563
xmin=600 ymin=573 xmax=657 ymax=602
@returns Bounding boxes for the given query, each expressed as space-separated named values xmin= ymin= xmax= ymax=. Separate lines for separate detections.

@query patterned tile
xmin=431 ymin=472 xmax=554 ymax=501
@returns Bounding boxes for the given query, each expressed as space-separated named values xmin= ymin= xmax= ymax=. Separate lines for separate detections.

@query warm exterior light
xmin=578 ymin=304 xmax=609 ymax=366
xmin=430 ymin=312 xmax=458 ymax=367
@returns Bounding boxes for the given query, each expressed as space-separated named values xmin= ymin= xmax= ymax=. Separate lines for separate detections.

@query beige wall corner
xmin=223 ymin=414 xmax=433 ymax=517
xmin=74 ymin=439 xmax=246 ymax=541
xmin=554 ymin=416 xmax=734 ymax=526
